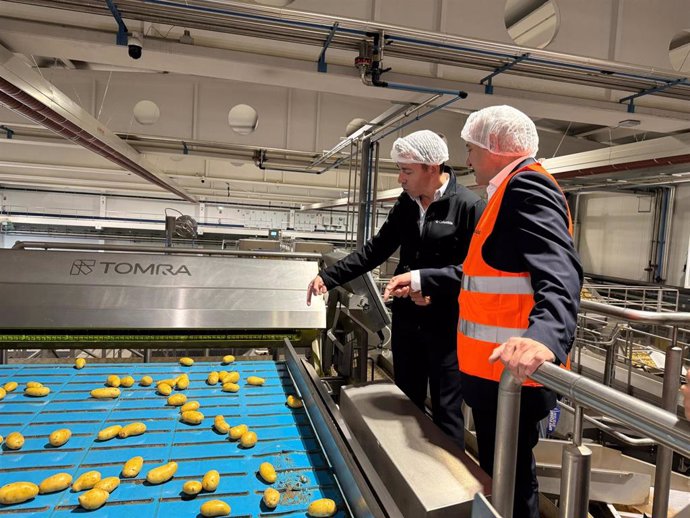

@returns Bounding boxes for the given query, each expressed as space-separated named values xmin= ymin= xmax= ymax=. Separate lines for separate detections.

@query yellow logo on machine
xmin=70 ymin=259 xmax=191 ymax=276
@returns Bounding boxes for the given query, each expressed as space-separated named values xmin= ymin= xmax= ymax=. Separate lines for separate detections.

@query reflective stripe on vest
xmin=462 ymin=275 xmax=533 ymax=294
xmin=459 ymin=320 xmax=526 ymax=344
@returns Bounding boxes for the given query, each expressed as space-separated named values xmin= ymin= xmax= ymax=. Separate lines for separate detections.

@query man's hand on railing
xmin=489 ymin=337 xmax=556 ymax=383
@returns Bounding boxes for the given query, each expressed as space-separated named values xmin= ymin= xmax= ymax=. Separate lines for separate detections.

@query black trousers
xmin=391 ymin=312 xmax=465 ymax=449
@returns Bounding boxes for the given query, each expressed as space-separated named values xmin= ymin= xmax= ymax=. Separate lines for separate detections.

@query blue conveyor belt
xmin=0 ymin=361 xmax=349 ymax=517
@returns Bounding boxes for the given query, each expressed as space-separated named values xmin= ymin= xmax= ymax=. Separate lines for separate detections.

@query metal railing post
xmin=492 ymin=370 xmax=522 ymax=518
xmin=652 ymin=341 xmax=682 ymax=518
xmin=559 ymin=403 xmax=591 ymax=518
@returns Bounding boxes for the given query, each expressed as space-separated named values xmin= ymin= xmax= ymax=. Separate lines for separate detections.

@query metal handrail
xmin=581 ymin=299 xmax=690 ymax=325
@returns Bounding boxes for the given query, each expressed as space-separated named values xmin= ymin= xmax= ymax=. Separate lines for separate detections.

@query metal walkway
xmin=0 ymin=361 xmax=348 ymax=517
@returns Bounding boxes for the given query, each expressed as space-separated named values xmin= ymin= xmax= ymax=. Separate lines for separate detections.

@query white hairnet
xmin=391 ymin=130 xmax=449 ymax=165
xmin=461 ymin=105 xmax=539 ymax=156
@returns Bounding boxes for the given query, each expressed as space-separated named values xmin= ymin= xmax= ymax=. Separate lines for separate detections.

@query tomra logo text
xmin=70 ymin=260 xmax=191 ymax=276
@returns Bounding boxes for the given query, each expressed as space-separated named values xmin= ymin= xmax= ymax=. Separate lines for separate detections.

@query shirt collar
xmin=409 ymin=173 xmax=450 ymax=206
xmin=487 ymin=156 xmax=531 ymax=200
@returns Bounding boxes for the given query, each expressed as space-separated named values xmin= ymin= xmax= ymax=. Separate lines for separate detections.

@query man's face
xmin=465 ymin=143 xmax=503 ymax=186
xmin=396 ymin=162 xmax=434 ymax=197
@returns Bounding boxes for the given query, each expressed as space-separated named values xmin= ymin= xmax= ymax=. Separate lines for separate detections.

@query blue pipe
xmin=105 ymin=0 xmax=129 ymax=46
xmin=656 ymin=188 xmax=669 ymax=282
xmin=384 ymin=82 xmax=467 ymax=97
xmin=373 ymin=95 xmax=462 ymax=143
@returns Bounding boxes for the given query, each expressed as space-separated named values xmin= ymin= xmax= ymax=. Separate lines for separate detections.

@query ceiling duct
xmin=0 ymin=44 xmax=196 ymax=203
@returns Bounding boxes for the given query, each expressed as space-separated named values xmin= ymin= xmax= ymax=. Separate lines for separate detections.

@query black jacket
xmin=320 ymin=168 xmax=485 ymax=326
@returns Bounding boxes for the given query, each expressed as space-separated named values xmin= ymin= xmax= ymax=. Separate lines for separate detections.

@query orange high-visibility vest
xmin=457 ymin=162 xmax=573 ymax=386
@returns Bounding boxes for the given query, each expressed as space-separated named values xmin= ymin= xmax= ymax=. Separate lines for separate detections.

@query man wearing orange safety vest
xmin=460 ymin=105 xmax=582 ymax=517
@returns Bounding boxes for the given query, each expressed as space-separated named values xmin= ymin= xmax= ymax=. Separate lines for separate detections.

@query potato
xmin=239 ymin=431 xmax=257 ymax=448
xmin=157 ymin=383 xmax=173 ymax=396
xmin=0 ymin=481 xmax=39 ymax=504
xmin=307 ymin=498 xmax=337 ymax=517
xmin=90 ymin=387 xmax=120 ymax=399
xmin=0 ymin=387 xmax=5 ymax=401
xmin=6 ymin=432 xmax=24 ymax=450
xmin=180 ymin=410 xmax=204 ymax=425
xmin=26 ymin=381 xmax=42 ymax=388
xmin=182 ymin=480 xmax=203 ymax=495
xmin=207 ymin=371 xmax=219 ymax=385
xmin=4 ymin=381 xmax=18 ymax=392
xmin=200 ymin=499 xmax=231 ymax=517
xmin=228 ymin=424 xmax=248 ymax=440
xmin=105 ymin=375 xmax=121 ymax=388
xmin=180 ymin=401 xmax=200 ymax=413
xmin=225 ymin=371 xmax=240 ymax=384
xmin=175 ymin=376 xmax=190 ymax=390
xmin=74 ymin=358 xmax=86 ymax=369
xmin=214 ymin=415 xmax=230 ymax=434
xmin=120 ymin=375 xmax=135 ymax=388
xmin=78 ymin=487 xmax=109 ymax=510
xmin=221 ymin=355 xmax=235 ymax=364
xmin=94 ymin=477 xmax=120 ymax=493
xmin=167 ymin=394 xmax=187 ymax=406
xmin=263 ymin=487 xmax=280 ymax=508
xmin=247 ymin=376 xmax=265 ymax=386
xmin=0 ymin=435 xmax=3 ymax=445
xmin=146 ymin=462 xmax=177 ymax=484
xmin=49 ymin=428 xmax=72 ymax=447
xmin=202 ymin=470 xmax=220 ymax=492
xmin=72 ymin=471 xmax=101 ymax=492
xmin=140 ymin=375 xmax=153 ymax=386
xmin=97 ymin=425 xmax=122 ymax=441
xmin=179 ymin=357 xmax=194 ymax=366
xmin=221 ymin=382 xmax=240 ymax=393
xmin=25 ymin=386 xmax=50 ymax=397
xmin=287 ymin=395 xmax=303 ymax=408
xmin=259 ymin=462 xmax=277 ymax=483
xmin=121 ymin=456 xmax=144 ymax=478
xmin=118 ymin=422 xmax=146 ymax=438
xmin=157 ymin=378 xmax=176 ymax=387
xmin=39 ymin=473 xmax=73 ymax=494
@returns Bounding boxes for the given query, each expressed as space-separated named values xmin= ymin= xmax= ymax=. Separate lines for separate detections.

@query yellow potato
xmin=180 ymin=401 xmax=200 ymax=413
xmin=228 ymin=424 xmax=248 ymax=440
xmin=121 ymin=456 xmax=144 ymax=478
xmin=259 ymin=462 xmax=277 ymax=483
xmin=4 ymin=381 xmax=18 ymax=392
xmin=200 ymin=499 xmax=231 ymax=517
xmin=222 ymin=355 xmax=235 ymax=364
xmin=26 ymin=381 xmax=42 ymax=388
xmin=201 ymin=469 xmax=220 ymax=492
xmin=221 ymin=382 xmax=240 ymax=393
xmin=0 ymin=387 xmax=5 ymax=401
xmin=0 ymin=481 xmax=39 ymax=504
xmin=175 ymin=376 xmax=190 ymax=390
xmin=183 ymin=480 xmax=203 ymax=495
xmin=207 ymin=371 xmax=219 ymax=385
xmin=0 ymin=435 xmax=3 ymax=445
xmin=25 ymin=386 xmax=50 ymax=397
xmin=90 ymin=387 xmax=120 ymax=399
xmin=49 ymin=428 xmax=72 ymax=447
xmin=39 ymin=473 xmax=73 ymax=494
xmin=247 ymin=376 xmax=265 ymax=386
xmin=287 ymin=395 xmax=303 ymax=408
xmin=72 ymin=470 xmax=101 ymax=492
xmin=120 ymin=376 xmax=135 ymax=388
xmin=94 ymin=477 xmax=120 ymax=493
xmin=307 ymin=498 xmax=337 ymax=517
xmin=105 ymin=375 xmax=121 ymax=388
xmin=97 ymin=425 xmax=122 ymax=441
xmin=140 ymin=375 xmax=153 ymax=386
xmin=6 ymin=431 xmax=24 ymax=450
xmin=146 ymin=462 xmax=178 ymax=484
xmin=179 ymin=357 xmax=194 ymax=366
xmin=157 ymin=378 xmax=176 ymax=387
xmin=239 ymin=431 xmax=258 ymax=448
xmin=213 ymin=415 xmax=230 ymax=434
xmin=167 ymin=394 xmax=187 ymax=406
xmin=118 ymin=422 xmax=146 ymax=438
xmin=263 ymin=487 xmax=280 ymax=509
xmin=157 ymin=383 xmax=173 ymax=396
xmin=225 ymin=371 xmax=240 ymax=384
xmin=74 ymin=358 xmax=86 ymax=369
xmin=78 ymin=487 xmax=109 ymax=510
xmin=181 ymin=410 xmax=205 ymax=425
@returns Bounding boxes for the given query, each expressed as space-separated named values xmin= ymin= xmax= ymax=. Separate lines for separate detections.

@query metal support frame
xmin=105 ymin=0 xmax=129 ymax=46
xmin=480 ymin=53 xmax=530 ymax=94
xmin=317 ymin=22 xmax=339 ymax=73
xmin=0 ymin=124 xmax=14 ymax=139
xmin=619 ymin=77 xmax=689 ymax=112
xmin=356 ymin=137 xmax=372 ymax=249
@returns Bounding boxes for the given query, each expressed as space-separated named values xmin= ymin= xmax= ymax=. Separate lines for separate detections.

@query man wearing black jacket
xmin=306 ymin=130 xmax=485 ymax=448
